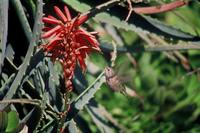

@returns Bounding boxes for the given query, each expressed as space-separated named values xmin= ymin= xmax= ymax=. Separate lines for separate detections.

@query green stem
xmin=100 ymin=43 xmax=200 ymax=53
xmin=144 ymin=44 xmax=200 ymax=52
xmin=58 ymin=93 xmax=70 ymax=132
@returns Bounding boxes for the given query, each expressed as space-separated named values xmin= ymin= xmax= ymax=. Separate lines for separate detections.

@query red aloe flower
xmin=41 ymin=6 xmax=100 ymax=91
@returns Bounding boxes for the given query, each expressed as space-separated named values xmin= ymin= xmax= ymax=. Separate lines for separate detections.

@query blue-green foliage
xmin=0 ymin=0 xmax=200 ymax=132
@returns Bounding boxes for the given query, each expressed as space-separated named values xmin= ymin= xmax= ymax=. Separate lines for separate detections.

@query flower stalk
xmin=41 ymin=6 xmax=100 ymax=91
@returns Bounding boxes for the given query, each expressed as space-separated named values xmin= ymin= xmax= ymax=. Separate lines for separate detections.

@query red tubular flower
xmin=41 ymin=6 xmax=101 ymax=91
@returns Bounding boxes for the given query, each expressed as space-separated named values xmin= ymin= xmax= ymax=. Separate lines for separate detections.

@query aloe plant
xmin=0 ymin=0 xmax=200 ymax=132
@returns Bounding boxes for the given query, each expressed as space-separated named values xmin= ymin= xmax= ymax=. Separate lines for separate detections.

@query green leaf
xmin=73 ymin=71 xmax=105 ymax=110
xmin=0 ymin=111 xmax=8 ymax=132
xmin=165 ymin=7 xmax=200 ymax=35
xmin=63 ymin=0 xmax=200 ymax=43
xmin=86 ymin=106 xmax=116 ymax=133
xmin=66 ymin=71 xmax=105 ymax=121
xmin=0 ymin=0 xmax=44 ymax=110
xmin=11 ymin=0 xmax=32 ymax=42
xmin=67 ymin=120 xmax=79 ymax=133
xmin=141 ymin=15 xmax=200 ymax=42
xmin=73 ymin=68 xmax=119 ymax=132
xmin=62 ymin=0 xmax=91 ymax=12
xmin=0 ymin=0 xmax=9 ymax=73
xmin=5 ymin=111 xmax=19 ymax=133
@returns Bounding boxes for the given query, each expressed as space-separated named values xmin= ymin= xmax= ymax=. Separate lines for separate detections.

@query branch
xmin=82 ymin=0 xmax=125 ymax=18
xmin=76 ymin=0 xmax=125 ymax=25
xmin=0 ymin=99 xmax=40 ymax=106
xmin=133 ymin=0 xmax=188 ymax=14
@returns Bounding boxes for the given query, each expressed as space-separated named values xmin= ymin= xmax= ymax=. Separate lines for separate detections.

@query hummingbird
xmin=104 ymin=66 xmax=143 ymax=101
xmin=104 ymin=66 xmax=126 ymax=95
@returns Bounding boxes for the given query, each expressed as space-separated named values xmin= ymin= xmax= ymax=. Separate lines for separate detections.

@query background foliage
xmin=0 ymin=0 xmax=200 ymax=132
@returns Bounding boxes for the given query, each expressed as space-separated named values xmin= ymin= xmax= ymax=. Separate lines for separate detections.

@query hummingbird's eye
xmin=105 ymin=67 xmax=110 ymax=71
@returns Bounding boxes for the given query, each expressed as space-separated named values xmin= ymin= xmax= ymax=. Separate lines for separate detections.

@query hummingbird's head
xmin=104 ymin=67 xmax=115 ymax=78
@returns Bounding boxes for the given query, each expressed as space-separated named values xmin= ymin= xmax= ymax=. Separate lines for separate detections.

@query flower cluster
xmin=41 ymin=6 xmax=100 ymax=91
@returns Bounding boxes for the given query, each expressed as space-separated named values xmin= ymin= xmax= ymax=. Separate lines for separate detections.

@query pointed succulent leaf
xmin=0 ymin=0 xmax=44 ymax=110
xmin=66 ymin=71 xmax=105 ymax=121
xmin=0 ymin=0 xmax=9 ymax=74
